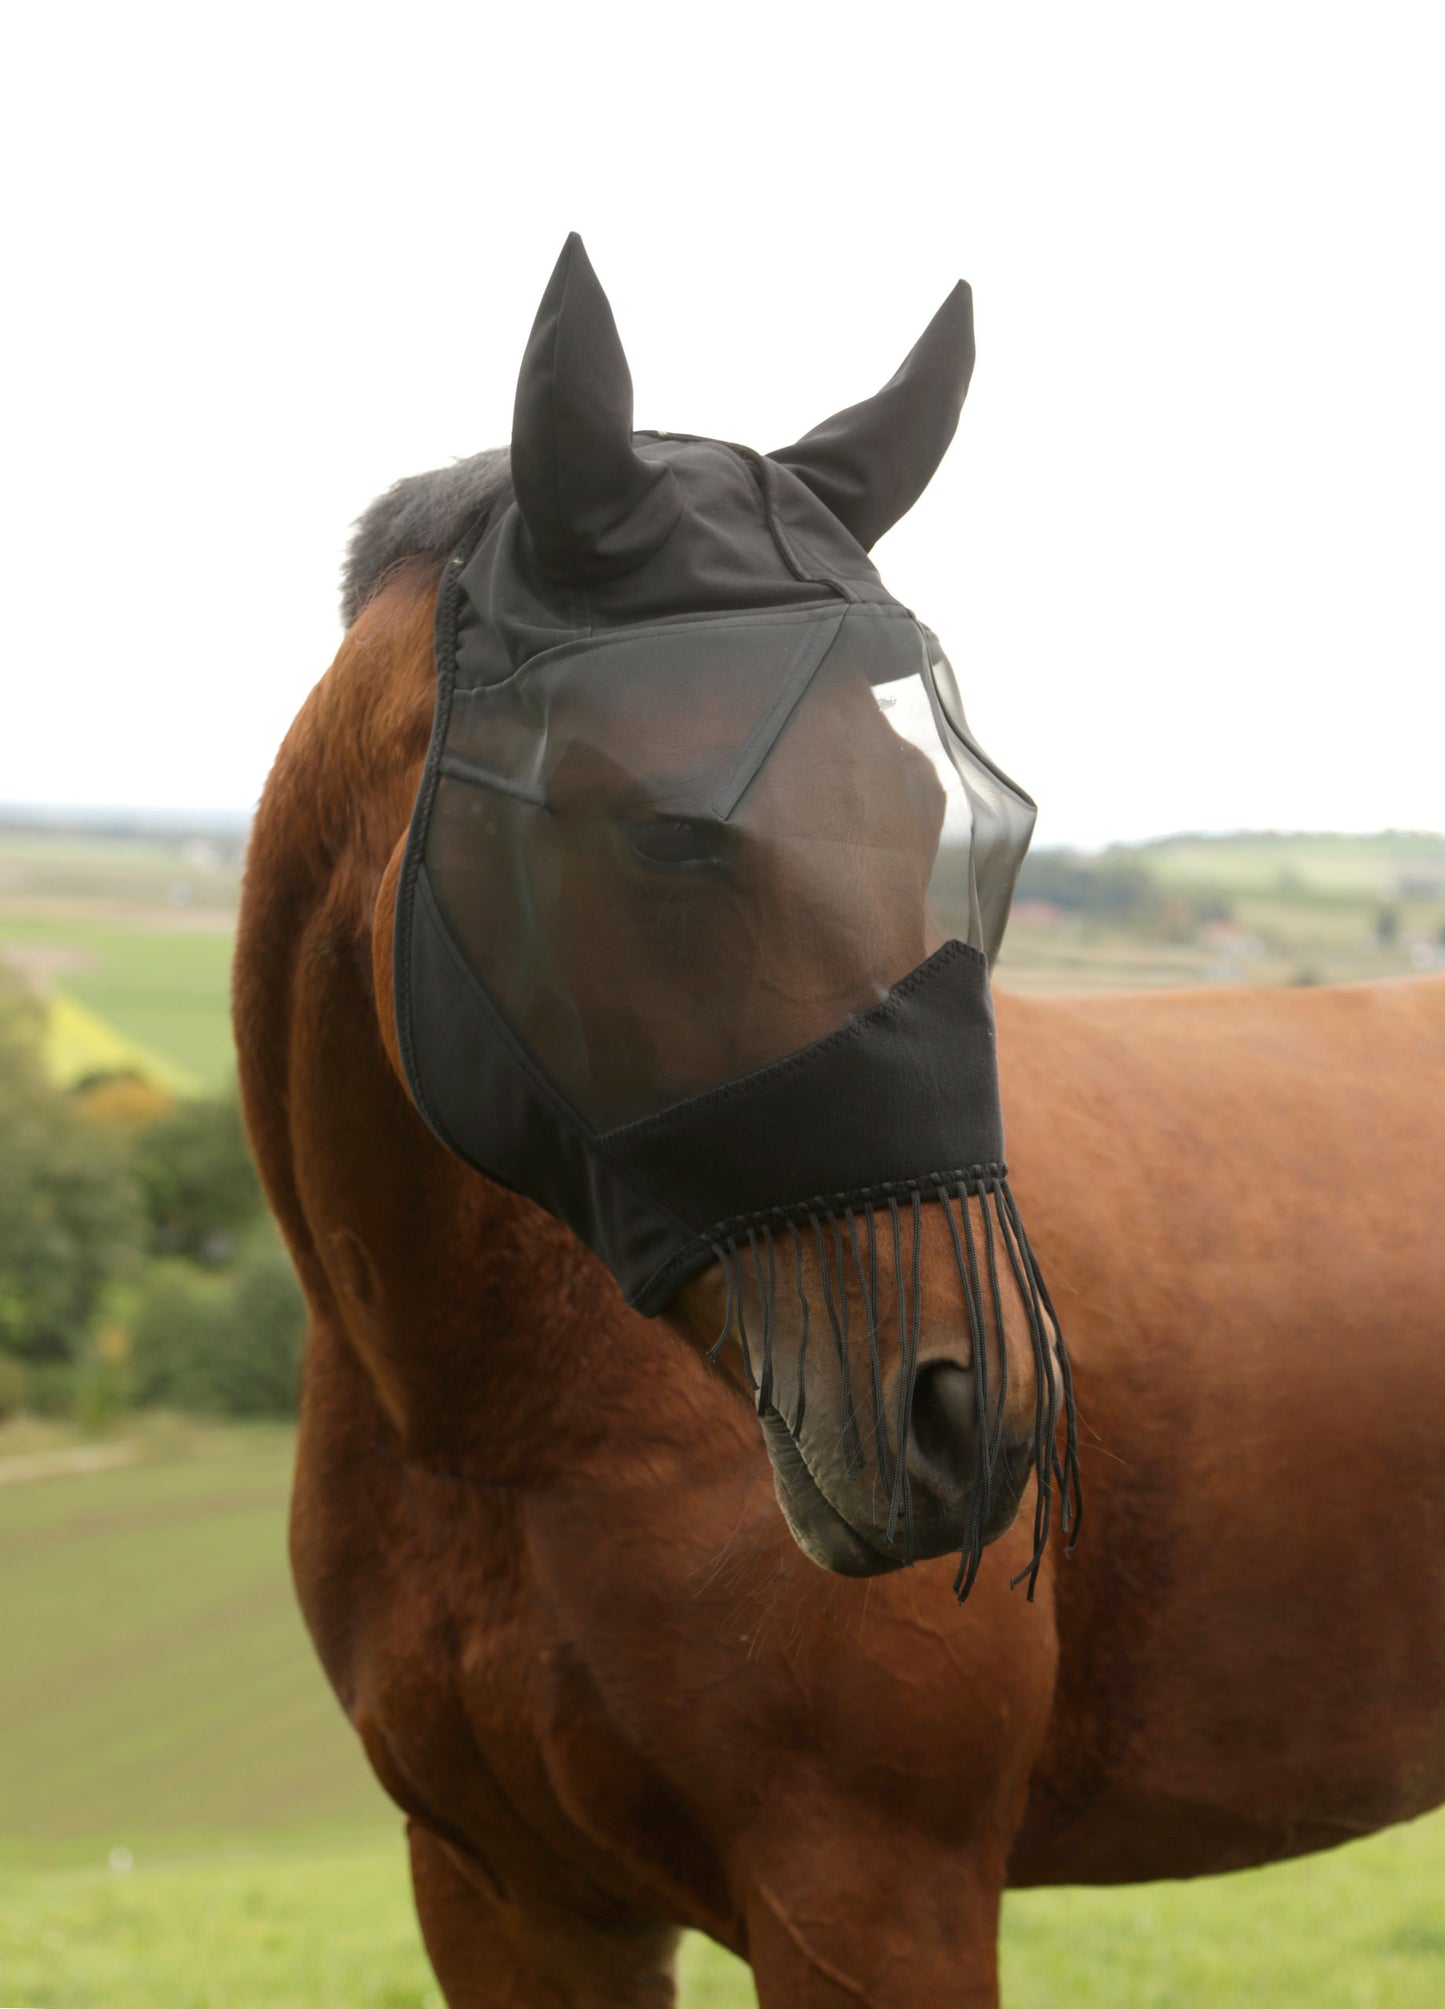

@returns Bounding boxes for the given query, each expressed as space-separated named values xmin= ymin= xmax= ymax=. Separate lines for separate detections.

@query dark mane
xmin=341 ymin=448 xmax=513 ymax=628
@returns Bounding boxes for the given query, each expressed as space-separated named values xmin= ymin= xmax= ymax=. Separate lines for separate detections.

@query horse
xmin=235 ymin=260 xmax=1445 ymax=2006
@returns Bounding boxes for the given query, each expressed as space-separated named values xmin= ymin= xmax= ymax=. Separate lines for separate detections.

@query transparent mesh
xmin=427 ymin=603 xmax=1034 ymax=1130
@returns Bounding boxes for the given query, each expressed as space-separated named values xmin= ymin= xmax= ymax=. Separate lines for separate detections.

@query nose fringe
xmin=703 ymin=1170 xmax=1082 ymax=1604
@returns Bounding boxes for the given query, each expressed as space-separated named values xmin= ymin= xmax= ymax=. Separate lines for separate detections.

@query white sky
xmin=2 ymin=3 xmax=1441 ymax=848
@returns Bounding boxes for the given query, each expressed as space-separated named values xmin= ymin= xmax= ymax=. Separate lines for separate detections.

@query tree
xmin=0 ymin=970 xmax=143 ymax=1363
xmin=130 ymin=1229 xmax=304 ymax=1417
xmin=208 ymin=1236 xmax=305 ymax=1416
xmin=128 ymin=1263 xmax=229 ymax=1410
xmin=131 ymin=1094 xmax=264 ymax=1263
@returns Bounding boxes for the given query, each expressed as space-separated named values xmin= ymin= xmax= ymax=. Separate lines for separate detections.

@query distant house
xmin=1009 ymin=900 xmax=1066 ymax=929
xmin=1198 ymin=920 xmax=1265 ymax=960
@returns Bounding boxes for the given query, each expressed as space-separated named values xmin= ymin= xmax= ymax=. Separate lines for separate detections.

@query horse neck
xmin=237 ymin=566 xmax=669 ymax=1475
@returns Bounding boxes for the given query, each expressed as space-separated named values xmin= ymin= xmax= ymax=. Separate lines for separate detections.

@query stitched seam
xmin=438 ymin=751 xmax=548 ymax=806
xmin=734 ymin=443 xmax=859 ymax=601
xmin=393 ymin=521 xmax=490 ymax=1122
xmin=412 ymin=872 xmax=696 ymax=1241
xmin=710 ymin=609 xmax=847 ymax=822
xmin=469 ymin=600 xmax=865 ymax=695
xmin=633 ymin=1164 xmax=1011 ymax=1309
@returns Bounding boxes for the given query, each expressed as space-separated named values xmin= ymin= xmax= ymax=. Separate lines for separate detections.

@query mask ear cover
xmin=510 ymin=232 xmax=682 ymax=584
xmin=770 ymin=282 xmax=975 ymax=551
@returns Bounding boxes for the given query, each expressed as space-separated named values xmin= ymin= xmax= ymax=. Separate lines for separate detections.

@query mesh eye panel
xmin=423 ymin=602 xmax=1034 ymax=1130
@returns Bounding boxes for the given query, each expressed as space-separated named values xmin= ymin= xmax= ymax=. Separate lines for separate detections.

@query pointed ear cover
xmin=771 ymin=281 xmax=975 ymax=551
xmin=511 ymin=234 xmax=682 ymax=583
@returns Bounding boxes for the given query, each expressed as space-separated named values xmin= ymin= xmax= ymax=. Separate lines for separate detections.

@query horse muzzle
xmin=758 ymin=1358 xmax=1040 ymax=1581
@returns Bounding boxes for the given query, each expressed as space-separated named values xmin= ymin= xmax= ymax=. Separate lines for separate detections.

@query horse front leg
xmin=408 ymin=1820 xmax=682 ymax=2008
xmin=743 ymin=1855 xmax=1004 ymax=2008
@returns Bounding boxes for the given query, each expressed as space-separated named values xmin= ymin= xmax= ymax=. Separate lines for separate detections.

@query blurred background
xmin=1 ymin=3 xmax=1441 ymax=2005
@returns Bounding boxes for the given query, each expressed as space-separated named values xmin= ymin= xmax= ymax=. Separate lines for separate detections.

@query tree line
xmin=0 ymin=969 xmax=302 ymax=1425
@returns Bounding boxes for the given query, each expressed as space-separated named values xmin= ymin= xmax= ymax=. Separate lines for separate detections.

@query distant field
xmin=0 ymin=830 xmax=243 ymax=917
xmin=2 ymin=1428 xmax=1443 ymax=2007
xmin=4 ymin=826 xmax=1445 ymax=1080
xmin=0 ymin=914 xmax=235 ymax=1088
xmin=43 ymin=988 xmax=204 ymax=1095
xmin=998 ymin=830 xmax=1445 ymax=994
xmin=0 ymin=1424 xmax=390 ymax=1867
xmin=0 ymin=830 xmax=240 ymax=1088
xmin=992 ymin=903 xmax=1441 ymax=993
xmin=1140 ymin=830 xmax=1445 ymax=897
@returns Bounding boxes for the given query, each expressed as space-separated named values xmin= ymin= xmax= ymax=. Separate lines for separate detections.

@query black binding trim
xmin=393 ymin=521 xmax=490 ymax=1133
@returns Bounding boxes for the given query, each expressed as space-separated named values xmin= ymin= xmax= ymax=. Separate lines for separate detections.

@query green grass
xmin=0 ymin=1424 xmax=391 ymax=1867
xmin=2 ymin=1825 xmax=1444 ymax=2008
xmin=0 ymin=1844 xmax=440 ymax=2009
xmin=2 ymin=1427 xmax=1443 ymax=2005
xmin=0 ymin=1845 xmax=752 ymax=2009
xmin=1003 ymin=1817 xmax=1445 ymax=2006
xmin=0 ymin=828 xmax=240 ymax=1088
xmin=43 ymin=989 xmax=203 ymax=1095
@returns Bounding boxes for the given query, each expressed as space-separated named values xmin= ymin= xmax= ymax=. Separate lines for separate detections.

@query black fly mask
xmin=394 ymin=236 xmax=1080 ymax=1599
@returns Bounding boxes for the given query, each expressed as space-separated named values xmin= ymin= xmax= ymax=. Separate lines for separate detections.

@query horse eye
xmin=625 ymin=816 xmax=728 ymax=870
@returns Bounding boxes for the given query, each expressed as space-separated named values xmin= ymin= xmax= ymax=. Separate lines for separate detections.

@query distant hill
xmin=1129 ymin=830 xmax=1445 ymax=899
xmin=0 ymin=799 xmax=251 ymax=839
xmin=1022 ymin=830 xmax=1445 ymax=901
xmin=1006 ymin=830 xmax=1445 ymax=994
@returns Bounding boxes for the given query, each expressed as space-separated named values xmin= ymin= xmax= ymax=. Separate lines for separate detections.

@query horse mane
xmin=341 ymin=448 xmax=513 ymax=628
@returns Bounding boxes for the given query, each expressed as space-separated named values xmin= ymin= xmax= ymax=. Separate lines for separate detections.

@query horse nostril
xmin=906 ymin=1362 xmax=979 ymax=1504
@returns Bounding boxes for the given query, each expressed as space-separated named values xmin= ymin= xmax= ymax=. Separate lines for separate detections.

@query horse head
xmin=374 ymin=237 xmax=1078 ymax=1599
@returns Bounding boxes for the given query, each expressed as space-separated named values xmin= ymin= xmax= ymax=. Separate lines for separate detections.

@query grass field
xmin=1 ymin=1427 xmax=1442 ymax=2007
xmin=0 ymin=917 xmax=236 ymax=1089
xmin=42 ymin=990 xmax=203 ymax=1096
xmin=0 ymin=829 xmax=241 ymax=1089
xmin=0 ymin=1423 xmax=390 ymax=1866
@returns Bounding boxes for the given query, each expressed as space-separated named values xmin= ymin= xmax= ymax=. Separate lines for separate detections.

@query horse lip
xmin=758 ymin=1405 xmax=1036 ymax=1576
xmin=757 ymin=1404 xmax=898 ymax=1577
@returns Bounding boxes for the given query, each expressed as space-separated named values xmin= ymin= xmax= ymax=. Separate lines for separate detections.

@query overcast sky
xmin=3 ymin=4 xmax=1440 ymax=848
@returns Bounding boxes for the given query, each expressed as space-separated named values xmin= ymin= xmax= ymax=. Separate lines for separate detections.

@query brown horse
xmin=235 ymin=540 xmax=1445 ymax=2004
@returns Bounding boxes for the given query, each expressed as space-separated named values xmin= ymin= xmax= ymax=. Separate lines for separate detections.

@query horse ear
xmin=770 ymin=281 xmax=976 ymax=551
xmin=510 ymin=234 xmax=681 ymax=584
